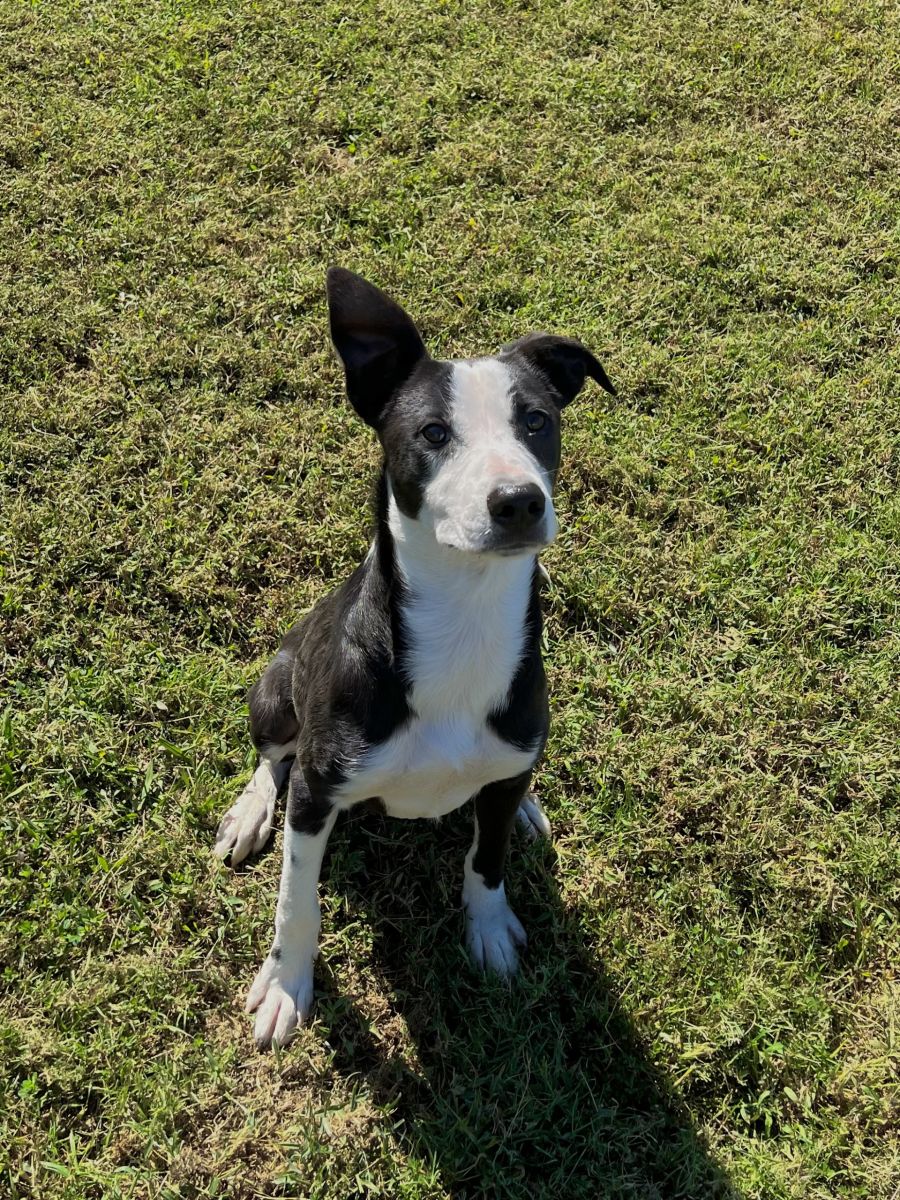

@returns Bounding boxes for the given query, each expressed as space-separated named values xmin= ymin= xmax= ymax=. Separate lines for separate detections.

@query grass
xmin=2 ymin=0 xmax=899 ymax=1195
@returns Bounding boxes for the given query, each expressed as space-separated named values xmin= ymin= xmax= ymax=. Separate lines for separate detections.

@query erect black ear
xmin=501 ymin=332 xmax=616 ymax=407
xmin=326 ymin=267 xmax=428 ymax=426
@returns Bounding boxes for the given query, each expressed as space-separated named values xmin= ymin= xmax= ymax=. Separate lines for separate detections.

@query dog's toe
xmin=516 ymin=793 xmax=551 ymax=841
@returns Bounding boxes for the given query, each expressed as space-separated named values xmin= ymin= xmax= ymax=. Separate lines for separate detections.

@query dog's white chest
xmin=334 ymin=533 xmax=538 ymax=818
xmin=336 ymin=715 xmax=536 ymax=819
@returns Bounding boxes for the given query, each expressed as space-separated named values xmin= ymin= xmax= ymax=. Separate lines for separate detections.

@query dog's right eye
xmin=421 ymin=422 xmax=449 ymax=446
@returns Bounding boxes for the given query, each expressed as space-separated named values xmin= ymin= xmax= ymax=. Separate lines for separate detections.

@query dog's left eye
xmin=525 ymin=410 xmax=548 ymax=432
xmin=421 ymin=422 xmax=449 ymax=445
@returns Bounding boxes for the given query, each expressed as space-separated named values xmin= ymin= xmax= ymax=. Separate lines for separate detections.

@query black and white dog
xmin=214 ymin=268 xmax=615 ymax=1048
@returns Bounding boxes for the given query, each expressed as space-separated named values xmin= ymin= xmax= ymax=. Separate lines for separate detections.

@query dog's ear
xmin=326 ymin=267 xmax=428 ymax=426
xmin=502 ymin=333 xmax=616 ymax=407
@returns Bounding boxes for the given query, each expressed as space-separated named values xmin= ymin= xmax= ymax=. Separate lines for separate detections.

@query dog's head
xmin=326 ymin=267 xmax=615 ymax=558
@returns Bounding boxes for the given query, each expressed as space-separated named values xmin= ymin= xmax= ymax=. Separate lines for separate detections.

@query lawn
xmin=2 ymin=0 xmax=899 ymax=1196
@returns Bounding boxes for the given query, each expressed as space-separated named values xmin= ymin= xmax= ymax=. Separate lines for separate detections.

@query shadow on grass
xmin=313 ymin=807 xmax=739 ymax=1200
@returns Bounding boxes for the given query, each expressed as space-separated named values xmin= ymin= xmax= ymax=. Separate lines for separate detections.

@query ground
xmin=2 ymin=1 xmax=899 ymax=1197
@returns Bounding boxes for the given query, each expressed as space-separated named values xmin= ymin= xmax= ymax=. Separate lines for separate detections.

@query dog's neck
xmin=382 ymin=483 xmax=536 ymax=720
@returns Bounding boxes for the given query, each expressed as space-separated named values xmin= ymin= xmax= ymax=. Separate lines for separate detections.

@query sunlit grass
xmin=2 ymin=1 xmax=899 ymax=1196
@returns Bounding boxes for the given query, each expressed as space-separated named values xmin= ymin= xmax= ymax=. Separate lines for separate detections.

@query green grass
xmin=2 ymin=0 xmax=899 ymax=1195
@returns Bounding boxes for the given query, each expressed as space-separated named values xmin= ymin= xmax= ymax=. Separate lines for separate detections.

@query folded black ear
xmin=502 ymin=332 xmax=616 ymax=407
xmin=326 ymin=267 xmax=428 ymax=426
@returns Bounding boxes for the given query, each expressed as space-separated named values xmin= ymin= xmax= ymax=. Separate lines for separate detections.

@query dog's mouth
xmin=489 ymin=537 xmax=548 ymax=557
xmin=439 ymin=530 xmax=553 ymax=557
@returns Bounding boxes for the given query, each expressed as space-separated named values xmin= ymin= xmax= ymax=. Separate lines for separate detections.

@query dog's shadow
xmin=308 ymin=807 xmax=739 ymax=1200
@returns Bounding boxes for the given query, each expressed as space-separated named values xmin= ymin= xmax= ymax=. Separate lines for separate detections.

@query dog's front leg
xmin=246 ymin=762 xmax=337 ymax=1049
xmin=463 ymin=771 xmax=531 ymax=976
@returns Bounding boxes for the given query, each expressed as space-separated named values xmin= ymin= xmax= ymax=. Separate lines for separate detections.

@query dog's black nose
xmin=487 ymin=483 xmax=546 ymax=533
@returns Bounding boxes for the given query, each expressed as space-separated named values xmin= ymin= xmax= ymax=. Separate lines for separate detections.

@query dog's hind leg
xmin=214 ymin=741 xmax=294 ymax=865
xmin=215 ymin=649 xmax=299 ymax=866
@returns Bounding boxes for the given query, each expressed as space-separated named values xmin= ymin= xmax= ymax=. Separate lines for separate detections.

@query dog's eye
xmin=525 ymin=410 xmax=548 ymax=432
xmin=421 ymin=422 xmax=449 ymax=446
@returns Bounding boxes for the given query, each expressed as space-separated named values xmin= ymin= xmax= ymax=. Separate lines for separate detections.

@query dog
xmin=214 ymin=268 xmax=615 ymax=1048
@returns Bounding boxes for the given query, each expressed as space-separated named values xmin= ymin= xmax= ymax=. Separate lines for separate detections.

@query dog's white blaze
xmin=422 ymin=358 xmax=557 ymax=554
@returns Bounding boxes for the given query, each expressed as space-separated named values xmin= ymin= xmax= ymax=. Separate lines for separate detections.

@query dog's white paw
xmin=214 ymin=782 xmax=275 ymax=866
xmin=516 ymin=792 xmax=551 ymax=841
xmin=245 ymin=953 xmax=314 ymax=1049
xmin=465 ymin=898 xmax=527 ymax=977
